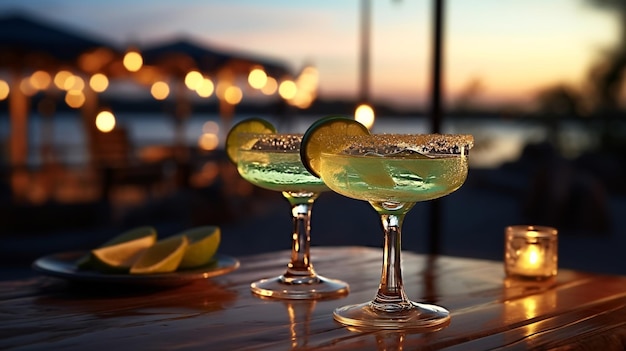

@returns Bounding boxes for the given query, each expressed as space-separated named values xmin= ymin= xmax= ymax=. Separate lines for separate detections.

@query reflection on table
xmin=1 ymin=246 xmax=625 ymax=350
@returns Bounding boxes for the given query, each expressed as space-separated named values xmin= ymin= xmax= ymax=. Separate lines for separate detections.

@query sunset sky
xmin=0 ymin=0 xmax=619 ymax=110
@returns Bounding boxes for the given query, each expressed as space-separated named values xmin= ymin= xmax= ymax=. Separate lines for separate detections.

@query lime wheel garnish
xmin=300 ymin=115 xmax=370 ymax=177
xmin=225 ymin=118 xmax=276 ymax=164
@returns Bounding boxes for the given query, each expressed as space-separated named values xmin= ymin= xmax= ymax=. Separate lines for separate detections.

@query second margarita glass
xmin=231 ymin=124 xmax=349 ymax=299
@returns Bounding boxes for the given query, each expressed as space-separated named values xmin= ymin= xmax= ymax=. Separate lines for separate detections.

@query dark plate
xmin=32 ymin=251 xmax=240 ymax=287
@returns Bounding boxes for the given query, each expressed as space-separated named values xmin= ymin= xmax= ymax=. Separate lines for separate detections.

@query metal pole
xmin=429 ymin=0 xmax=444 ymax=255
xmin=359 ymin=0 xmax=372 ymax=103
xmin=431 ymin=0 xmax=443 ymax=134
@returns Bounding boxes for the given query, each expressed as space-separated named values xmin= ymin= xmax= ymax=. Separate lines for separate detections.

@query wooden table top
xmin=1 ymin=246 xmax=626 ymax=350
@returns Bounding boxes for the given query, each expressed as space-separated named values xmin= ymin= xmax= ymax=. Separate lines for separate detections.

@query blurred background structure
xmin=1 ymin=0 xmax=625 ymax=279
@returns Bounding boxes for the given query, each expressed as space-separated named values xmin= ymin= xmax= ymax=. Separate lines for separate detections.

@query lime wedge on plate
xmin=176 ymin=226 xmax=221 ymax=269
xmin=300 ymin=115 xmax=370 ymax=177
xmin=78 ymin=226 xmax=157 ymax=273
xmin=130 ymin=235 xmax=189 ymax=274
xmin=225 ymin=118 xmax=276 ymax=164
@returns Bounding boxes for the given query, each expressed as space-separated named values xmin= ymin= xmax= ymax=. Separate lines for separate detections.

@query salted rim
xmin=338 ymin=133 xmax=473 ymax=146
xmin=237 ymin=133 xmax=304 ymax=152
xmin=238 ymin=132 xmax=303 ymax=138
xmin=323 ymin=133 xmax=474 ymax=155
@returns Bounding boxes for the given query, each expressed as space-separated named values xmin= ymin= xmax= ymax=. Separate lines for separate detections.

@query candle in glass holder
xmin=505 ymin=225 xmax=557 ymax=280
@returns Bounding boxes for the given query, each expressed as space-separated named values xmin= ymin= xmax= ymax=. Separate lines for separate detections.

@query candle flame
xmin=528 ymin=246 xmax=540 ymax=266
xmin=520 ymin=244 xmax=543 ymax=270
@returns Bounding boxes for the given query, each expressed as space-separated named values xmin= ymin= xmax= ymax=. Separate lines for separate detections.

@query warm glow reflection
xmin=202 ymin=161 xmax=220 ymax=180
xmin=30 ymin=70 xmax=51 ymax=90
xmin=202 ymin=121 xmax=219 ymax=134
xmin=355 ymin=104 xmax=375 ymax=130
xmin=65 ymin=90 xmax=85 ymax=108
xmin=78 ymin=47 xmax=115 ymax=73
xmin=134 ymin=65 xmax=159 ymax=85
xmin=19 ymin=78 xmax=37 ymax=96
xmin=95 ymin=110 xmax=116 ymax=132
xmin=504 ymin=296 xmax=540 ymax=338
xmin=190 ymin=161 xmax=220 ymax=188
xmin=288 ymin=66 xmax=319 ymax=109
xmin=298 ymin=66 xmax=319 ymax=87
xmin=54 ymin=70 xmax=73 ymax=90
xmin=89 ymin=73 xmax=109 ymax=92
xmin=196 ymin=78 xmax=214 ymax=98
xmin=224 ymin=86 xmax=242 ymax=104
xmin=185 ymin=70 xmax=204 ymax=90
xmin=151 ymin=81 xmax=170 ymax=100
xmin=198 ymin=133 xmax=219 ymax=150
xmin=0 ymin=80 xmax=9 ymax=100
xmin=123 ymin=51 xmax=143 ymax=72
xmin=63 ymin=75 xmax=85 ymax=91
xmin=248 ymin=67 xmax=268 ymax=89
xmin=261 ymin=76 xmax=278 ymax=95
xmin=278 ymin=80 xmax=297 ymax=100
xmin=215 ymin=80 xmax=229 ymax=100
xmin=522 ymin=296 xmax=538 ymax=319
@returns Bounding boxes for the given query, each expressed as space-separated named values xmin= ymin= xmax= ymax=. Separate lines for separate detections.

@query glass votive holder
xmin=504 ymin=225 xmax=558 ymax=280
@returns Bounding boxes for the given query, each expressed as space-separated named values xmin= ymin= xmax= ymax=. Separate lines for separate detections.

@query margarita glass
xmin=236 ymin=133 xmax=349 ymax=299
xmin=316 ymin=133 xmax=473 ymax=329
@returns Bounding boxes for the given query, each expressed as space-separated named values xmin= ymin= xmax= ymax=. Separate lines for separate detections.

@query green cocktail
xmin=238 ymin=148 xmax=328 ymax=195
xmin=235 ymin=132 xmax=349 ymax=299
xmin=302 ymin=125 xmax=473 ymax=330
xmin=319 ymin=152 xmax=468 ymax=204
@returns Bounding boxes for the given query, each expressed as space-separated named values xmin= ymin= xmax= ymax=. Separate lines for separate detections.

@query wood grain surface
xmin=1 ymin=246 xmax=625 ymax=350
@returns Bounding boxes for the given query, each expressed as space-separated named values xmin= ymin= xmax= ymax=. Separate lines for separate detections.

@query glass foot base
xmin=333 ymin=301 xmax=450 ymax=331
xmin=251 ymin=275 xmax=349 ymax=300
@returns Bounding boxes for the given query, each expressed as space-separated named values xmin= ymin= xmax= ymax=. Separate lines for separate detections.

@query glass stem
xmin=371 ymin=212 xmax=413 ymax=312
xmin=282 ymin=193 xmax=319 ymax=284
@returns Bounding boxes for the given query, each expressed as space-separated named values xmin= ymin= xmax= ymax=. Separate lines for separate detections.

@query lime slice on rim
xmin=78 ymin=226 xmax=158 ymax=273
xmin=130 ymin=235 xmax=189 ymax=274
xmin=300 ymin=115 xmax=370 ymax=177
xmin=225 ymin=118 xmax=276 ymax=164
xmin=176 ymin=226 xmax=221 ymax=269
